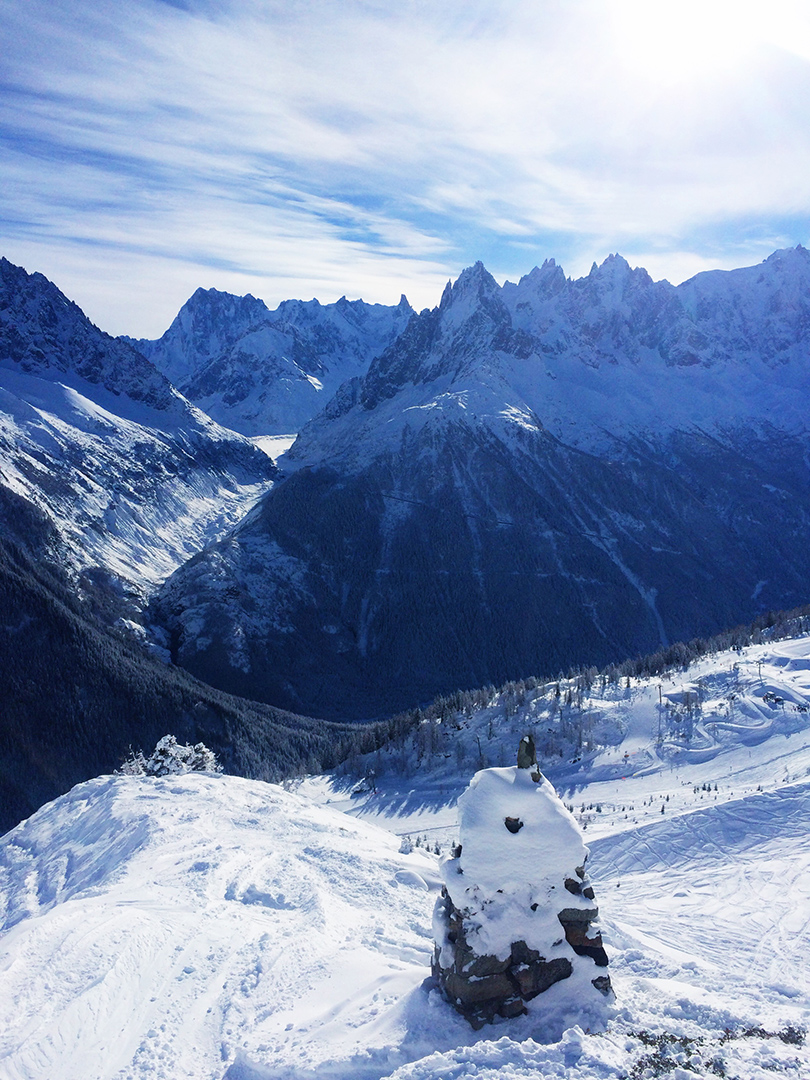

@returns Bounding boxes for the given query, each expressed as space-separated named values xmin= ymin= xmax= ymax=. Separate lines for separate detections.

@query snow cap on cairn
xmin=449 ymin=751 xmax=588 ymax=902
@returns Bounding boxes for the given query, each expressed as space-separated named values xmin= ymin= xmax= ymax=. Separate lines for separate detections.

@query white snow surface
xmin=0 ymin=775 xmax=445 ymax=1080
xmin=452 ymin=768 xmax=587 ymax=898
xmin=249 ymin=434 xmax=297 ymax=462
xmin=4 ymin=634 xmax=810 ymax=1077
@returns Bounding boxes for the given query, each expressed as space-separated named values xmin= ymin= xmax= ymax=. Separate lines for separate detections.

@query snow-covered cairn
xmin=432 ymin=735 xmax=611 ymax=1028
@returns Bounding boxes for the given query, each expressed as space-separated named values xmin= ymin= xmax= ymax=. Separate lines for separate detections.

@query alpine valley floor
xmin=2 ymin=636 xmax=810 ymax=1078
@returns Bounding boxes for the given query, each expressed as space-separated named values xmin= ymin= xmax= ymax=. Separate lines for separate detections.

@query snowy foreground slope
xmin=0 ymin=775 xmax=441 ymax=1080
xmin=3 ymin=637 xmax=810 ymax=1079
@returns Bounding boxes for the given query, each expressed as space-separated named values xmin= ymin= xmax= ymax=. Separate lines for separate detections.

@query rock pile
xmin=432 ymin=736 xmax=611 ymax=1028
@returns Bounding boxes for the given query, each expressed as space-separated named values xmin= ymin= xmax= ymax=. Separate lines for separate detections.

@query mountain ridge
xmin=128 ymin=285 xmax=415 ymax=435
xmin=0 ymin=257 xmax=277 ymax=595
xmin=153 ymin=246 xmax=810 ymax=720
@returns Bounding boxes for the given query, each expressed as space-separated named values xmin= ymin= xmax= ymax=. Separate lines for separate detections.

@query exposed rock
xmin=432 ymin=753 xmax=612 ymax=1028
xmin=517 ymin=734 xmax=536 ymax=770
xmin=558 ymin=912 xmax=610 ymax=968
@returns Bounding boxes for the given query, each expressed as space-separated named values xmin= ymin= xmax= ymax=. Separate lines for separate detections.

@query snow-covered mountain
xmin=0 ymin=257 xmax=325 ymax=831
xmin=2 ymin=629 xmax=810 ymax=1079
xmin=0 ymin=463 xmax=370 ymax=835
xmin=0 ymin=258 xmax=276 ymax=595
xmin=129 ymin=287 xmax=414 ymax=435
xmin=153 ymin=248 xmax=810 ymax=720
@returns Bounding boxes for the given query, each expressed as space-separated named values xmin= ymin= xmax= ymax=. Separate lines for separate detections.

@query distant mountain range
xmin=4 ymin=247 xmax=810 ymax=824
xmin=152 ymin=248 xmax=810 ymax=719
xmin=0 ymin=258 xmax=389 ymax=831
xmin=127 ymin=288 xmax=414 ymax=436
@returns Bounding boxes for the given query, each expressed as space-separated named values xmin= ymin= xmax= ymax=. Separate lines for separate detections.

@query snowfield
xmin=0 ymin=775 xmax=443 ymax=1080
xmin=2 ymin=635 xmax=810 ymax=1078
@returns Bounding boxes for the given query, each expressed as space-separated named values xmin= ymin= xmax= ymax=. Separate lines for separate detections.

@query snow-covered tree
xmin=118 ymin=735 xmax=222 ymax=776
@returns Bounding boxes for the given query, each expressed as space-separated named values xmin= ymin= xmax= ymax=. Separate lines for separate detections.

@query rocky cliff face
xmin=130 ymin=287 xmax=414 ymax=435
xmin=0 ymin=258 xmax=276 ymax=595
xmin=1 ymin=257 xmax=174 ymax=409
xmin=152 ymin=248 xmax=810 ymax=720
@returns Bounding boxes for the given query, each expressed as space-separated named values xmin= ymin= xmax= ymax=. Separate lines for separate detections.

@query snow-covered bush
xmin=118 ymin=735 xmax=222 ymax=776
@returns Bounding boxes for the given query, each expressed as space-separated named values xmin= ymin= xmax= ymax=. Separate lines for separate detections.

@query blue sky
xmin=3 ymin=0 xmax=810 ymax=336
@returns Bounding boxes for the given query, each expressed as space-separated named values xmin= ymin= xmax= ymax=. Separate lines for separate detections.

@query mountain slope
xmin=0 ymin=257 xmax=276 ymax=593
xmin=2 ymin=641 xmax=810 ymax=1079
xmin=130 ymin=287 xmax=414 ymax=435
xmin=0 ymin=259 xmax=362 ymax=833
xmin=0 ymin=773 xmax=442 ymax=1080
xmin=153 ymin=249 xmax=810 ymax=720
xmin=0 ymin=482 xmax=367 ymax=834
xmin=309 ymin=616 xmax=810 ymax=839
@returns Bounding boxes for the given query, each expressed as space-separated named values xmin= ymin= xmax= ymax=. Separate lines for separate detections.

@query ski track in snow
xmin=3 ymin=639 xmax=810 ymax=1077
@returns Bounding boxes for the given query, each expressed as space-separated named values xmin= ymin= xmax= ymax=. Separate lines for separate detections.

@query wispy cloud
xmin=2 ymin=0 xmax=810 ymax=334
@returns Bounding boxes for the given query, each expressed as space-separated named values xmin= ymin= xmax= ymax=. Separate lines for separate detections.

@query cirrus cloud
xmin=2 ymin=0 xmax=809 ymax=335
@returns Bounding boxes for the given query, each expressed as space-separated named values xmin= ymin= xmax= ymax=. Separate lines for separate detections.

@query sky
xmin=3 ymin=0 xmax=810 ymax=337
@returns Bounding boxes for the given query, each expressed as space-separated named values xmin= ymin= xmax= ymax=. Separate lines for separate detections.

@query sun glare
xmin=613 ymin=0 xmax=761 ymax=84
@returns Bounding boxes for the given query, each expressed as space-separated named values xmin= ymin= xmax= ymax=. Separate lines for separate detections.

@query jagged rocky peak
xmin=672 ymin=244 xmax=810 ymax=367
xmin=752 ymin=243 xmax=810 ymax=275
xmin=501 ymin=258 xmax=569 ymax=326
xmin=438 ymin=260 xmax=509 ymax=330
xmin=516 ymin=257 xmax=568 ymax=296
xmin=362 ymin=261 xmax=511 ymax=404
xmin=589 ymin=252 xmax=631 ymax=276
xmin=585 ymin=252 xmax=655 ymax=297
xmin=0 ymin=257 xmax=175 ymax=411
xmin=176 ymin=287 xmax=270 ymax=339
xmin=131 ymin=287 xmax=273 ymax=388
xmin=131 ymin=281 xmax=415 ymax=435
xmin=432 ymin=736 xmax=611 ymax=1029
